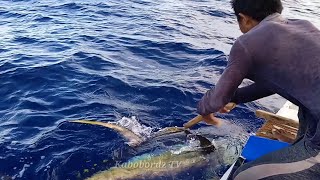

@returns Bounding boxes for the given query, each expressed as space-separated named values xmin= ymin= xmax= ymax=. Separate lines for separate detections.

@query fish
xmin=71 ymin=118 xmax=247 ymax=180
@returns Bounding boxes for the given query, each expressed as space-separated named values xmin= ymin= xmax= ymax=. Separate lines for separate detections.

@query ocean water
xmin=0 ymin=0 xmax=319 ymax=179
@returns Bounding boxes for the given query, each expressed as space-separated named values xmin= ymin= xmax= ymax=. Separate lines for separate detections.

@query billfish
xmin=71 ymin=118 xmax=246 ymax=180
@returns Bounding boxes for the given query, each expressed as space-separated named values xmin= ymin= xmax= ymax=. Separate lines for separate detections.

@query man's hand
xmin=218 ymin=102 xmax=237 ymax=113
xmin=184 ymin=103 xmax=237 ymax=129
xmin=202 ymin=113 xmax=223 ymax=127
xmin=202 ymin=103 xmax=236 ymax=127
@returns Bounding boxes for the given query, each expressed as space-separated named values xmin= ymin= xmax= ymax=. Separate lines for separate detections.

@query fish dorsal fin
xmin=186 ymin=133 xmax=216 ymax=154
xmin=71 ymin=120 xmax=144 ymax=147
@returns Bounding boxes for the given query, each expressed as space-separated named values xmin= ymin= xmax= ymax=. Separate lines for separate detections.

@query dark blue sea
xmin=0 ymin=0 xmax=319 ymax=179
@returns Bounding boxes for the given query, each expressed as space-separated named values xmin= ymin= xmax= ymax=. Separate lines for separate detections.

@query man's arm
xmin=231 ymin=83 xmax=275 ymax=104
xmin=197 ymin=39 xmax=253 ymax=115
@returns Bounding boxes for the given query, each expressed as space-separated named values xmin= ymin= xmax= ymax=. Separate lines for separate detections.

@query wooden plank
xmin=255 ymin=110 xmax=298 ymax=142
xmin=256 ymin=110 xmax=299 ymax=128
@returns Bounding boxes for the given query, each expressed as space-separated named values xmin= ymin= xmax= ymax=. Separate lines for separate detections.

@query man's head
xmin=231 ymin=0 xmax=283 ymax=33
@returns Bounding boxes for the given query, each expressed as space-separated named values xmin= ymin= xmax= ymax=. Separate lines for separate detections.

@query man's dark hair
xmin=231 ymin=0 xmax=283 ymax=22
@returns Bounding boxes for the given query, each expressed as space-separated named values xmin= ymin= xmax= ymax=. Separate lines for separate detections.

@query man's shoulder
xmin=238 ymin=18 xmax=317 ymax=46
xmin=251 ymin=18 xmax=316 ymax=36
xmin=239 ymin=21 xmax=281 ymax=40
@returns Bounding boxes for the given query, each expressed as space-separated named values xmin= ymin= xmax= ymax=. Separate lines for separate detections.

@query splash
xmin=170 ymin=135 xmax=203 ymax=155
xmin=114 ymin=116 xmax=154 ymax=138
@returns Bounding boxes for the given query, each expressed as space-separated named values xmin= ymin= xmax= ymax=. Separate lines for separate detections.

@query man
xmin=197 ymin=0 xmax=320 ymax=179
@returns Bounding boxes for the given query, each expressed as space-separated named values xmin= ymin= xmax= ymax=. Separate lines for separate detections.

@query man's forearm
xmin=231 ymin=83 xmax=275 ymax=104
xmin=197 ymin=39 xmax=253 ymax=115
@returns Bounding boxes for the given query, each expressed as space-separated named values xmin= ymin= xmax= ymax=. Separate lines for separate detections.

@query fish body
xmin=71 ymin=119 xmax=246 ymax=179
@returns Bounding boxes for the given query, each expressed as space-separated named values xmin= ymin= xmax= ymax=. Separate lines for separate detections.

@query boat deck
xmin=220 ymin=101 xmax=299 ymax=180
xmin=255 ymin=101 xmax=299 ymax=142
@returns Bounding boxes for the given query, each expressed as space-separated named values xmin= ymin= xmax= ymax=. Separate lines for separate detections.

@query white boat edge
xmin=220 ymin=160 xmax=236 ymax=180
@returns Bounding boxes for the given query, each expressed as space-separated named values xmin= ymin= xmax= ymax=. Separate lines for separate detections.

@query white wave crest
xmin=170 ymin=136 xmax=202 ymax=155
xmin=114 ymin=116 xmax=154 ymax=138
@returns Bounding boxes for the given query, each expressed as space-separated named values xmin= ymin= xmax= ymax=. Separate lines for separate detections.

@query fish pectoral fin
xmin=70 ymin=120 xmax=144 ymax=147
